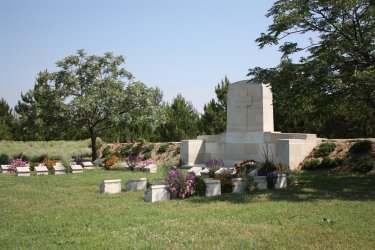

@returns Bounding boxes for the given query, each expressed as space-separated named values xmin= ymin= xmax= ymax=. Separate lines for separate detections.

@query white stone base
xmin=125 ymin=178 xmax=147 ymax=191
xmin=144 ymin=164 xmax=157 ymax=173
xmin=71 ymin=164 xmax=83 ymax=174
xmin=204 ymin=179 xmax=221 ymax=197
xmin=232 ymin=178 xmax=246 ymax=193
xmin=35 ymin=166 xmax=49 ymax=175
xmin=82 ymin=161 xmax=94 ymax=170
xmin=53 ymin=165 xmax=66 ymax=175
xmin=0 ymin=165 xmax=10 ymax=173
xmin=275 ymin=173 xmax=287 ymax=189
xmin=144 ymin=185 xmax=170 ymax=202
xmin=253 ymin=176 xmax=267 ymax=190
xmin=100 ymin=179 xmax=122 ymax=194
xmin=16 ymin=167 xmax=30 ymax=176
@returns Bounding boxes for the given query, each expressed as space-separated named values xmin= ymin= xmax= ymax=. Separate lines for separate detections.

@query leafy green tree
xmin=0 ymin=98 xmax=15 ymax=140
xmin=200 ymin=76 xmax=230 ymax=134
xmin=249 ymin=0 xmax=375 ymax=137
xmin=157 ymin=94 xmax=200 ymax=141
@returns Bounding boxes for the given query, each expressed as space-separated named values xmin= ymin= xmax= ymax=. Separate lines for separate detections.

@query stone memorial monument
xmin=181 ymin=80 xmax=321 ymax=170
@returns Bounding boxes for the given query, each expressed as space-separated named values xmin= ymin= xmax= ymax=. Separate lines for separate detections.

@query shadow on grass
xmin=188 ymin=172 xmax=375 ymax=204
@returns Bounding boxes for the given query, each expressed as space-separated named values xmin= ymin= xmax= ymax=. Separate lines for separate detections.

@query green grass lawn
xmin=0 ymin=170 xmax=374 ymax=249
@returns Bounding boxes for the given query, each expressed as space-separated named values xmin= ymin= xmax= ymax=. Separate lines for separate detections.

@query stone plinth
xmin=232 ymin=178 xmax=247 ymax=193
xmin=35 ymin=165 xmax=48 ymax=175
xmin=125 ymin=178 xmax=147 ymax=191
xmin=187 ymin=166 xmax=203 ymax=176
xmin=71 ymin=164 xmax=83 ymax=174
xmin=100 ymin=179 xmax=122 ymax=194
xmin=53 ymin=165 xmax=66 ymax=175
xmin=253 ymin=176 xmax=267 ymax=190
xmin=0 ymin=165 xmax=10 ymax=173
xmin=144 ymin=164 xmax=157 ymax=173
xmin=82 ymin=161 xmax=94 ymax=170
xmin=204 ymin=179 xmax=221 ymax=197
xmin=180 ymin=140 xmax=205 ymax=165
xmin=275 ymin=173 xmax=287 ymax=189
xmin=144 ymin=185 xmax=170 ymax=202
xmin=16 ymin=167 xmax=30 ymax=176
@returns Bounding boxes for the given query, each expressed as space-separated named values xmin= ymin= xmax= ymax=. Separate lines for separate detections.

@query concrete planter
xmin=53 ymin=165 xmax=66 ymax=175
xmin=204 ymin=179 xmax=221 ymax=197
xmin=125 ymin=178 xmax=147 ymax=191
xmin=253 ymin=176 xmax=267 ymax=190
xmin=16 ymin=167 xmax=30 ymax=176
xmin=0 ymin=165 xmax=10 ymax=173
xmin=71 ymin=164 xmax=83 ymax=174
xmin=82 ymin=161 xmax=94 ymax=170
xmin=100 ymin=179 xmax=122 ymax=194
xmin=232 ymin=178 xmax=247 ymax=193
xmin=274 ymin=173 xmax=287 ymax=189
xmin=144 ymin=184 xmax=170 ymax=202
xmin=35 ymin=165 xmax=49 ymax=175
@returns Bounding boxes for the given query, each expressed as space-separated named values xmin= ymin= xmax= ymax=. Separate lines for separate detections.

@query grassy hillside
xmin=0 ymin=170 xmax=374 ymax=249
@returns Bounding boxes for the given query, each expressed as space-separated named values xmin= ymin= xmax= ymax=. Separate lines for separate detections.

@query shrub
xmin=356 ymin=156 xmax=375 ymax=173
xmin=173 ymin=146 xmax=180 ymax=157
xmin=143 ymin=151 xmax=151 ymax=160
xmin=286 ymin=171 xmax=298 ymax=187
xmin=214 ymin=173 xmax=234 ymax=193
xmin=245 ymin=177 xmax=257 ymax=192
xmin=193 ymin=177 xmax=206 ymax=196
xmin=164 ymin=169 xmax=196 ymax=199
xmin=314 ymin=143 xmax=336 ymax=157
xmin=303 ymin=159 xmax=320 ymax=170
xmin=258 ymin=160 xmax=277 ymax=176
xmin=120 ymin=144 xmax=133 ymax=157
xmin=74 ymin=157 xmax=84 ymax=166
xmin=131 ymin=143 xmax=144 ymax=156
xmin=0 ymin=153 xmax=9 ymax=164
xmin=125 ymin=155 xmax=143 ymax=171
xmin=104 ymin=155 xmax=119 ymax=170
xmin=349 ymin=140 xmax=373 ymax=155
xmin=143 ymin=144 xmax=155 ymax=153
xmin=101 ymin=146 xmax=111 ymax=158
xmin=9 ymin=157 xmax=28 ymax=173
xmin=157 ymin=144 xmax=169 ymax=154
xmin=320 ymin=157 xmax=340 ymax=169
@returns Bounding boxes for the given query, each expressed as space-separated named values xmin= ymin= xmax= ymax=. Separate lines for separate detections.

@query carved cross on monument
xmin=235 ymin=90 xmax=253 ymax=131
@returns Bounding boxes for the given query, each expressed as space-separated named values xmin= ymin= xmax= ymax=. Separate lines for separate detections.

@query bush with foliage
xmin=164 ymin=169 xmax=196 ymax=199
xmin=286 ymin=171 xmax=298 ymax=187
xmin=157 ymin=143 xmax=169 ymax=154
xmin=192 ymin=177 xmax=206 ymax=196
xmin=0 ymin=153 xmax=9 ymax=164
xmin=303 ymin=159 xmax=321 ymax=170
xmin=104 ymin=155 xmax=119 ymax=170
xmin=131 ymin=143 xmax=144 ymax=156
xmin=356 ymin=156 xmax=375 ymax=173
xmin=143 ymin=151 xmax=151 ymax=160
xmin=214 ymin=172 xmax=234 ymax=193
xmin=320 ymin=157 xmax=340 ymax=169
xmin=125 ymin=155 xmax=142 ymax=171
xmin=74 ymin=157 xmax=84 ymax=166
xmin=349 ymin=140 xmax=373 ymax=155
xmin=119 ymin=144 xmax=133 ymax=157
xmin=314 ymin=143 xmax=336 ymax=157
xmin=9 ymin=157 xmax=28 ymax=173
xmin=101 ymin=146 xmax=111 ymax=158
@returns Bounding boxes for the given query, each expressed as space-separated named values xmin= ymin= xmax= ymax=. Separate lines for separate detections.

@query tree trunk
xmin=90 ymin=131 xmax=97 ymax=161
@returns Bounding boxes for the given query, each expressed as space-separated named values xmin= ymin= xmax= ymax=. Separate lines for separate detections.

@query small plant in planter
xmin=164 ymin=169 xmax=196 ymax=199
xmin=42 ymin=157 xmax=57 ymax=173
xmin=9 ymin=157 xmax=28 ymax=173
xmin=205 ymin=159 xmax=224 ymax=178
xmin=234 ymin=159 xmax=259 ymax=176
xmin=214 ymin=172 xmax=234 ymax=193
xmin=104 ymin=155 xmax=119 ymax=170
xmin=192 ymin=177 xmax=206 ymax=196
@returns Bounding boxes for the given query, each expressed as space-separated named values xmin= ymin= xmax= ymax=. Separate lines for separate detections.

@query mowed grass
xmin=0 ymin=170 xmax=374 ymax=249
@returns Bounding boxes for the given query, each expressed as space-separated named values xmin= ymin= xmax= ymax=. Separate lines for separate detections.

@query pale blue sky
xmin=0 ymin=0 xmax=281 ymax=112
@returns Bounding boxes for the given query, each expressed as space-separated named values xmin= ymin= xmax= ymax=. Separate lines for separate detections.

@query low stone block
xmin=187 ymin=166 xmax=202 ymax=176
xmin=232 ymin=178 xmax=247 ymax=193
xmin=53 ymin=165 xmax=66 ymax=175
xmin=125 ymin=178 xmax=147 ymax=191
xmin=144 ymin=164 xmax=157 ymax=173
xmin=16 ymin=167 xmax=30 ymax=176
xmin=100 ymin=179 xmax=122 ymax=194
xmin=35 ymin=165 xmax=49 ymax=175
xmin=71 ymin=164 xmax=83 ymax=174
xmin=0 ymin=165 xmax=10 ymax=173
xmin=144 ymin=184 xmax=170 ymax=202
xmin=253 ymin=176 xmax=267 ymax=190
xmin=204 ymin=179 xmax=221 ymax=197
xmin=82 ymin=161 xmax=94 ymax=170
xmin=275 ymin=173 xmax=287 ymax=189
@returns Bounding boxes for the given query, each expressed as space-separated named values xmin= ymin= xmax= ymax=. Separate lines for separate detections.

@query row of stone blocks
xmin=99 ymin=174 xmax=288 ymax=202
xmin=0 ymin=163 xmax=91 ymax=176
